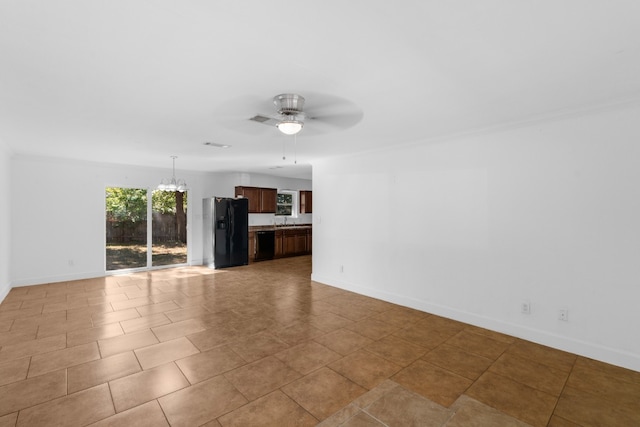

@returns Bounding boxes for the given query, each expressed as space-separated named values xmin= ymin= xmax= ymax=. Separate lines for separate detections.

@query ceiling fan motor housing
xmin=274 ymin=94 xmax=305 ymax=115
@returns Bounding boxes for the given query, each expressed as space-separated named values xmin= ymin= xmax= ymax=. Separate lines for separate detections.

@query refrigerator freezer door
xmin=213 ymin=197 xmax=248 ymax=269
xmin=229 ymin=198 xmax=249 ymax=266
xmin=213 ymin=198 xmax=230 ymax=268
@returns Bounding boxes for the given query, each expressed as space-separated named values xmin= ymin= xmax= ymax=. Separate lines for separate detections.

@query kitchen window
xmin=276 ymin=191 xmax=295 ymax=216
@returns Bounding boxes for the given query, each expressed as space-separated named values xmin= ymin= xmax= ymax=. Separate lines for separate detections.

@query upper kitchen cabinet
xmin=235 ymin=186 xmax=260 ymax=212
xmin=260 ymin=188 xmax=277 ymax=213
xmin=299 ymin=190 xmax=312 ymax=214
xmin=235 ymin=186 xmax=277 ymax=213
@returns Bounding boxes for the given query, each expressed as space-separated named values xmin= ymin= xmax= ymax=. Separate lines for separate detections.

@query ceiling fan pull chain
xmin=294 ymin=133 xmax=297 ymax=164
xmin=282 ymin=138 xmax=286 ymax=160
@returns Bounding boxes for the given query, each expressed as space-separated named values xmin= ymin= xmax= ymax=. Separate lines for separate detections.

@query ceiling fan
xmin=250 ymin=94 xmax=307 ymax=135
xmin=247 ymin=93 xmax=363 ymax=136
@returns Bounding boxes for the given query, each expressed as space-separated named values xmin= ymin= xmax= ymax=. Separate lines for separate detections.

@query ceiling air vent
xmin=250 ymin=115 xmax=273 ymax=123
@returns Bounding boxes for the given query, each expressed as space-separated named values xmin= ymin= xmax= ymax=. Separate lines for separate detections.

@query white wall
xmin=10 ymin=156 xmax=212 ymax=286
xmin=230 ymin=171 xmax=312 ymax=192
xmin=0 ymin=140 xmax=11 ymax=301
xmin=7 ymin=158 xmax=313 ymax=288
xmin=311 ymin=103 xmax=640 ymax=372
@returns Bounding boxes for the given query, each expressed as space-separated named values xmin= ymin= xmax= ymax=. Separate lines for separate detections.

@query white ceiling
xmin=1 ymin=1 xmax=639 ymax=180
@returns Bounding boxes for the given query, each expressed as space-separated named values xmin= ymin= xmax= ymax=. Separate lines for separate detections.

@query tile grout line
xmin=547 ymin=354 xmax=579 ymax=425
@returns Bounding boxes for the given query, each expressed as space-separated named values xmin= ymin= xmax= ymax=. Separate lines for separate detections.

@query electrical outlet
xmin=521 ymin=301 xmax=531 ymax=314
xmin=559 ymin=309 xmax=568 ymax=321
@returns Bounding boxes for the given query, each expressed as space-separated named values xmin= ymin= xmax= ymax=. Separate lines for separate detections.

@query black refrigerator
xmin=203 ymin=197 xmax=249 ymax=269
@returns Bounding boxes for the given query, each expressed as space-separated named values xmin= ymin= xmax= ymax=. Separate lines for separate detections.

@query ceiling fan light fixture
xmin=277 ymin=120 xmax=303 ymax=135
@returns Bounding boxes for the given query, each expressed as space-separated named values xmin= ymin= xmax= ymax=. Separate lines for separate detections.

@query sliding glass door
xmin=152 ymin=190 xmax=187 ymax=267
xmin=106 ymin=187 xmax=187 ymax=271
xmin=105 ymin=188 xmax=148 ymax=271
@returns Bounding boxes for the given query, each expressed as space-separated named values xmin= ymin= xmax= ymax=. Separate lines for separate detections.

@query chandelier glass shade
xmin=157 ymin=156 xmax=187 ymax=192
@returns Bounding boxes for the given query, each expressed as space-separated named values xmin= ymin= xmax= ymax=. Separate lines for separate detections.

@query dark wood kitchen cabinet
xmin=274 ymin=229 xmax=283 ymax=258
xmin=282 ymin=227 xmax=311 ymax=257
xmin=306 ymin=229 xmax=312 ymax=253
xmin=253 ymin=226 xmax=311 ymax=260
xmin=235 ymin=186 xmax=277 ymax=213
xmin=299 ymin=190 xmax=312 ymax=214
xmin=260 ymin=188 xmax=277 ymax=213
xmin=235 ymin=187 xmax=260 ymax=212
xmin=248 ymin=230 xmax=256 ymax=262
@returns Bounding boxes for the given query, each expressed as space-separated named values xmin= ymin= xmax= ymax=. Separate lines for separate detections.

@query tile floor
xmin=1 ymin=256 xmax=639 ymax=426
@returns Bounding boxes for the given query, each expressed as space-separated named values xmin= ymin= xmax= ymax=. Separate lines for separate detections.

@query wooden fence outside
xmin=106 ymin=213 xmax=184 ymax=244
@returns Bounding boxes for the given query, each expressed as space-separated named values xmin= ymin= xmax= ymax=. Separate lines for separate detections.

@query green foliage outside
xmin=152 ymin=190 xmax=188 ymax=214
xmin=277 ymin=193 xmax=293 ymax=204
xmin=105 ymin=188 xmax=147 ymax=221
xmin=105 ymin=188 xmax=188 ymax=220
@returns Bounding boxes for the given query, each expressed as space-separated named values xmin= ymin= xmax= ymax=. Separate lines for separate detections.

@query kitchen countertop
xmin=249 ymin=224 xmax=312 ymax=231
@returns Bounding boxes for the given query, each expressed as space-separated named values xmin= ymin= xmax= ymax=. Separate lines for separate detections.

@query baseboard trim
xmin=0 ymin=282 xmax=11 ymax=305
xmin=311 ymin=273 xmax=640 ymax=373
xmin=11 ymin=271 xmax=108 ymax=287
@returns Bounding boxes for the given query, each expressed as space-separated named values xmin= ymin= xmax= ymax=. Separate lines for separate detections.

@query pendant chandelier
xmin=157 ymin=156 xmax=187 ymax=192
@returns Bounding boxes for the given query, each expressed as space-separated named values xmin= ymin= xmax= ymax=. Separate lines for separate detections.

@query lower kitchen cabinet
xmin=282 ymin=227 xmax=311 ymax=257
xmin=248 ymin=231 xmax=256 ymax=262
xmin=250 ymin=226 xmax=311 ymax=261
xmin=284 ymin=232 xmax=304 ymax=255
xmin=274 ymin=229 xmax=283 ymax=258
xmin=275 ymin=227 xmax=311 ymax=258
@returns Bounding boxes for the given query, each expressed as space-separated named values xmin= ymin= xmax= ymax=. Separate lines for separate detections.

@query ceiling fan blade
xmin=303 ymin=92 xmax=361 ymax=114
xmin=301 ymin=92 xmax=363 ymax=132
xmin=307 ymin=111 xmax=364 ymax=130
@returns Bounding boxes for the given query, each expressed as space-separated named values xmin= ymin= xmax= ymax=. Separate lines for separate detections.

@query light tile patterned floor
xmin=1 ymin=256 xmax=639 ymax=426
